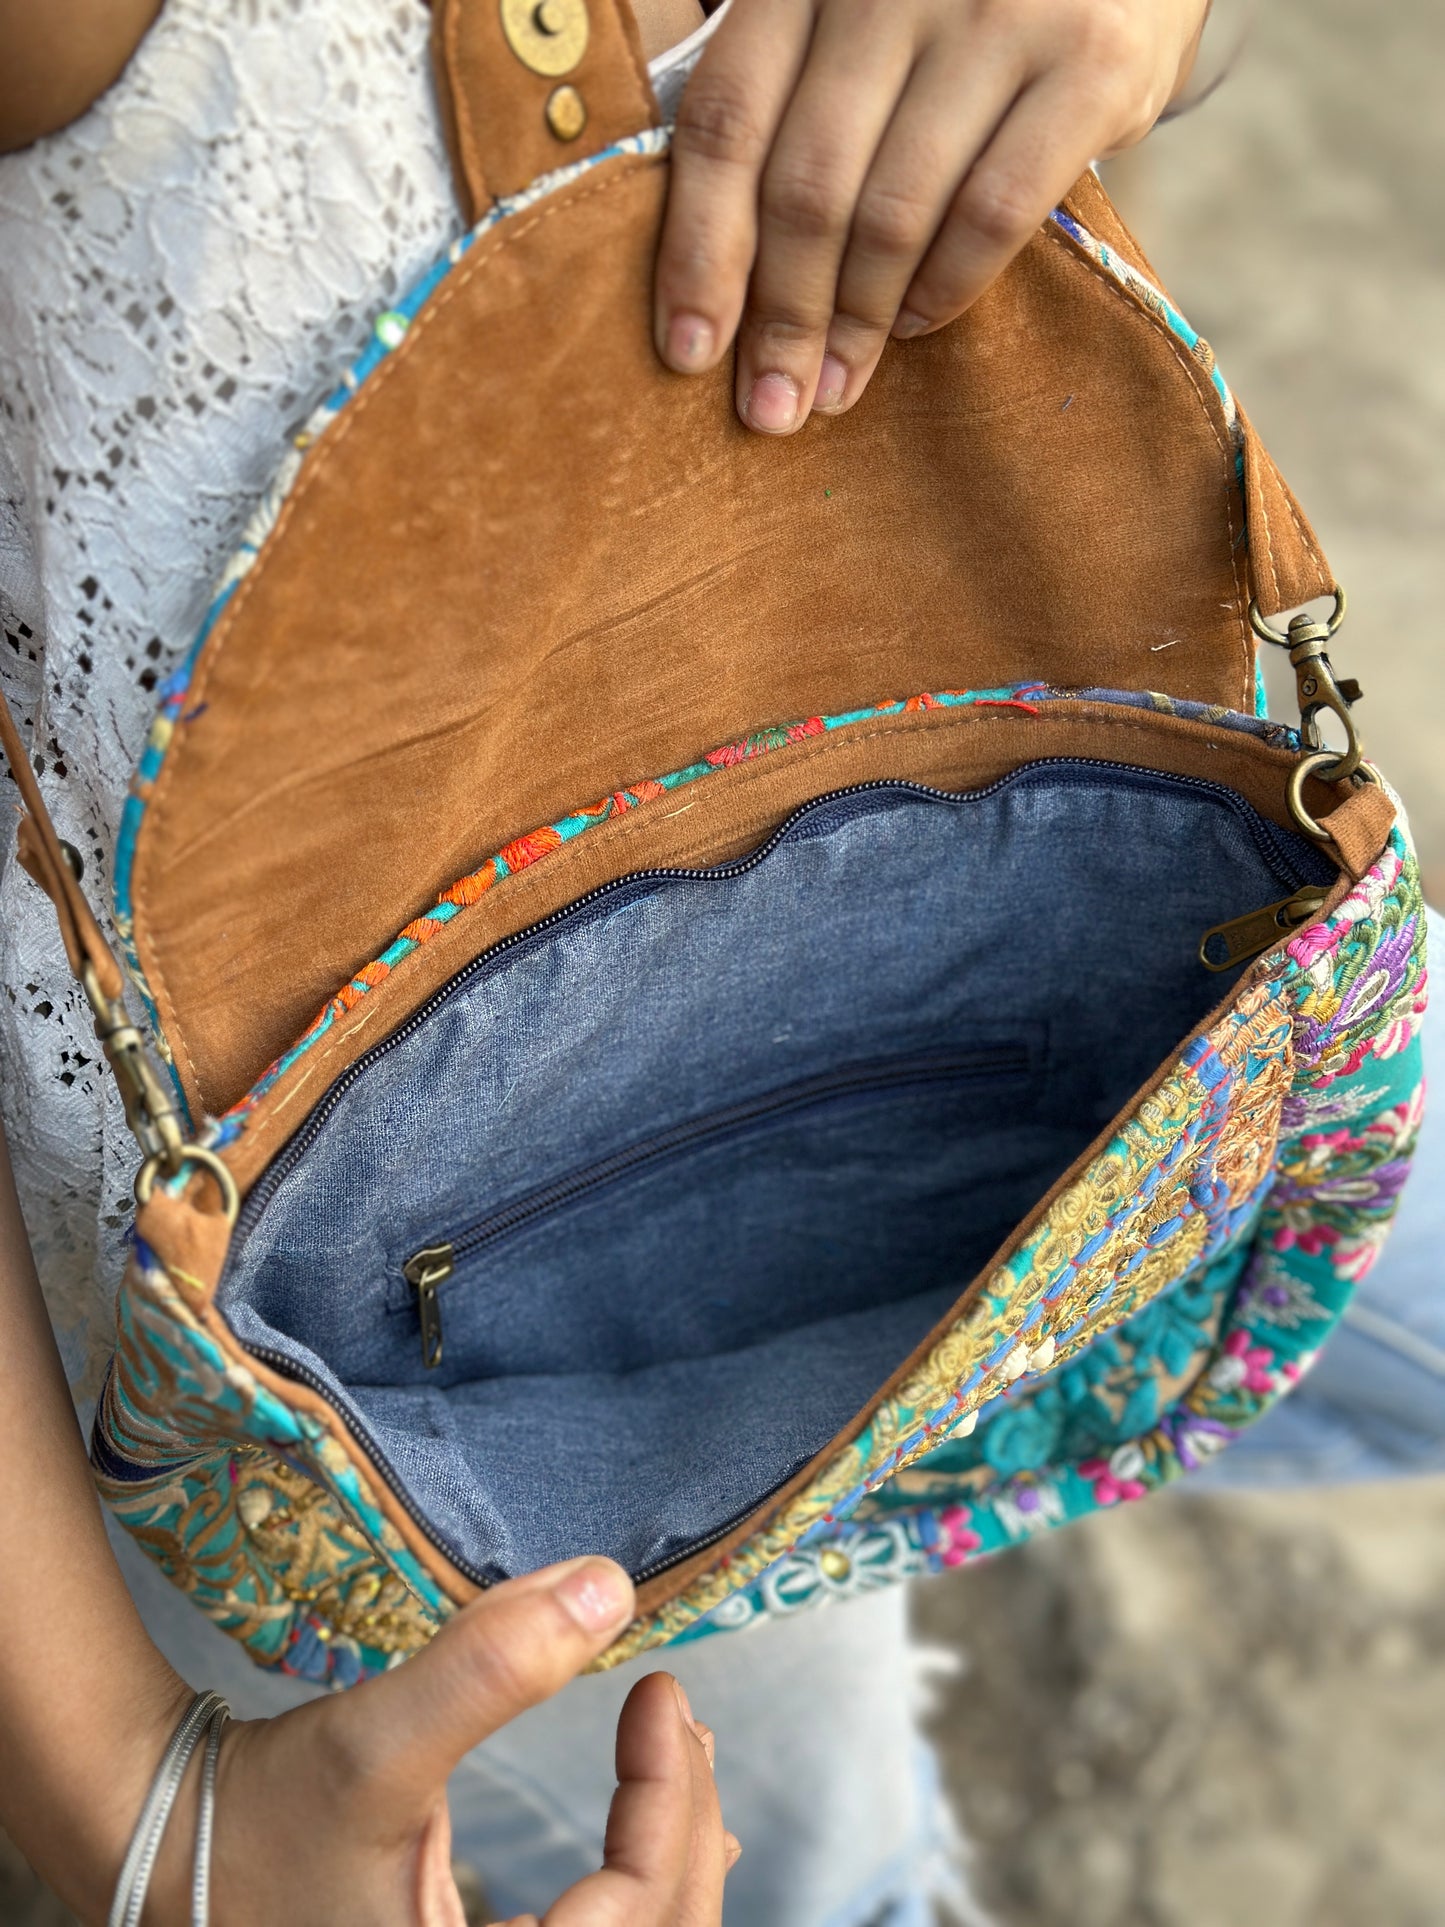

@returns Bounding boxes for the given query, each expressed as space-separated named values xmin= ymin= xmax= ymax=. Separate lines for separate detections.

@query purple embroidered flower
xmin=1163 ymin=1409 xmax=1233 ymax=1469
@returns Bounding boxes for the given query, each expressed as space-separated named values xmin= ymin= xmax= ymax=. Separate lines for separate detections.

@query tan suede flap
xmin=128 ymin=140 xmax=1335 ymax=1122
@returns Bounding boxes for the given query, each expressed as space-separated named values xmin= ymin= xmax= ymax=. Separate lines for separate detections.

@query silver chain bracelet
xmin=107 ymin=1689 xmax=231 ymax=1927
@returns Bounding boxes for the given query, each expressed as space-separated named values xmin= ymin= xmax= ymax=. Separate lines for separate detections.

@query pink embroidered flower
xmin=1212 ymin=1328 xmax=1275 ymax=1396
xmin=1079 ymin=1457 xmax=1147 ymax=1506
xmin=936 ymin=1503 xmax=983 ymax=1567
xmin=1287 ymin=917 xmax=1347 ymax=972
xmin=1271 ymin=1221 xmax=1339 ymax=1257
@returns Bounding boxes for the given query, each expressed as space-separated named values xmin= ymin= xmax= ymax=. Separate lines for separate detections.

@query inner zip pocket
xmin=400 ymin=1040 xmax=1037 ymax=1368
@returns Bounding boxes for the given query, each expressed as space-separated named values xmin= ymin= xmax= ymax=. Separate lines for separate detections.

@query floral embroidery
xmin=92 ymin=1239 xmax=451 ymax=1684
xmin=93 ymin=764 xmax=1428 ymax=1678
xmin=936 ymin=1504 xmax=983 ymax=1566
xmin=1079 ymin=1452 xmax=1149 ymax=1507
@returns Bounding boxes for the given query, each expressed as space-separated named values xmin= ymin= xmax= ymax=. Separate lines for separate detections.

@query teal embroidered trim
xmin=93 ymin=1236 xmax=452 ymax=1686
xmin=198 ymin=685 xmax=1299 ymax=1152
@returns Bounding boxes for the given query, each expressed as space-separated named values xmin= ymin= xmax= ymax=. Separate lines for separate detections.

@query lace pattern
xmin=0 ymin=0 xmax=461 ymax=1386
xmin=0 ymin=0 xmax=717 ymax=1389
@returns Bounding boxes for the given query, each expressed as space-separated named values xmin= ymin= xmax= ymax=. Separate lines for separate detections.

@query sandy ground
xmin=4 ymin=0 xmax=1442 ymax=1919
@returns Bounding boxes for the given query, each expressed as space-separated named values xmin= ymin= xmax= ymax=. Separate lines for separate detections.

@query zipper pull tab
xmin=403 ymin=1244 xmax=454 ymax=1369
xmin=1199 ymin=887 xmax=1329 ymax=973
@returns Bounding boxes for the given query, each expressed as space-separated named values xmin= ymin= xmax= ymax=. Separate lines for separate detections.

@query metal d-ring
xmin=134 ymin=1144 xmax=241 ymax=1227
xmin=1288 ymin=751 xmax=1383 ymax=844
xmin=1249 ymin=587 xmax=1347 ymax=649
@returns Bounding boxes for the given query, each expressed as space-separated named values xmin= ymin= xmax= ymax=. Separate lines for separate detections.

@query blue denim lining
xmin=220 ymin=764 xmax=1334 ymax=1581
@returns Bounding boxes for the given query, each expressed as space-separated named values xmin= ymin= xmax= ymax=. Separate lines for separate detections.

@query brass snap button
xmin=545 ymin=83 xmax=588 ymax=141
xmin=500 ymin=0 xmax=589 ymax=76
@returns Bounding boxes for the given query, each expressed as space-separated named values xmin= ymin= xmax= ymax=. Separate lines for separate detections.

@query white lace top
xmin=0 ymin=0 xmax=708 ymax=1388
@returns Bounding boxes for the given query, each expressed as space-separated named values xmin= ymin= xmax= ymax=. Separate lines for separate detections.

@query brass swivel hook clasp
xmin=81 ymin=969 xmax=240 ymax=1224
xmin=1250 ymin=589 xmax=1378 ymax=842
xmin=82 ymin=960 xmax=187 ymax=1178
xmin=1250 ymin=588 xmax=1364 ymax=781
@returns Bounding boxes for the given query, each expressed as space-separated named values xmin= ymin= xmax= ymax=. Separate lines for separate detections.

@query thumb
xmin=330 ymin=1556 xmax=636 ymax=1802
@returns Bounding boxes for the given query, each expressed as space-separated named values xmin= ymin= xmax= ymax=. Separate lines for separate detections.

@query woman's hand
xmin=654 ymin=0 xmax=1211 ymax=432
xmin=2 ymin=1110 xmax=732 ymax=1923
xmin=158 ymin=1557 xmax=738 ymax=1926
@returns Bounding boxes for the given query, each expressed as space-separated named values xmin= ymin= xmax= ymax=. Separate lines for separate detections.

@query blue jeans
xmin=116 ymin=912 xmax=1443 ymax=1926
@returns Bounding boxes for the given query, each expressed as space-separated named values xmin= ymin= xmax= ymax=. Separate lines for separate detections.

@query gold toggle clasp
xmin=500 ymin=0 xmax=589 ymax=76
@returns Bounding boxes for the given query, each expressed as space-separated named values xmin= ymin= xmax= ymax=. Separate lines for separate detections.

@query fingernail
xmin=745 ymin=372 xmax=800 ymax=434
xmin=695 ymin=1723 xmax=716 ymax=1769
xmin=815 ymin=354 xmax=848 ymax=412
xmin=554 ymin=1560 xmax=634 ymax=1635
xmin=666 ymin=312 xmax=715 ymax=371
xmin=672 ymin=1677 xmax=696 ymax=1728
xmin=724 ymin=1833 xmax=743 ymax=1868
xmin=894 ymin=310 xmax=931 ymax=339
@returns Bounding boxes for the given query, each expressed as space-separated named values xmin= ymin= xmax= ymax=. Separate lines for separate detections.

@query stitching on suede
xmin=1042 ymin=224 xmax=1252 ymax=712
xmin=1252 ymin=432 xmax=1284 ymax=610
xmin=609 ymin=0 xmax=656 ymax=106
xmin=445 ymin=0 xmax=489 ymax=216
xmin=150 ymin=185 xmax=1244 ymax=1113
xmin=135 ymin=157 xmax=656 ymax=1115
xmin=1276 ymin=462 xmax=1328 ymax=579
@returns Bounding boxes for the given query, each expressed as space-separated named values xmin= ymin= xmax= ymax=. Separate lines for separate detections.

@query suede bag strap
xmin=1061 ymin=172 xmax=1337 ymax=620
xmin=1238 ymin=404 xmax=1339 ymax=617
xmin=431 ymin=0 xmax=658 ymax=222
xmin=0 ymin=683 xmax=207 ymax=1193
xmin=0 ymin=684 xmax=124 ymax=1001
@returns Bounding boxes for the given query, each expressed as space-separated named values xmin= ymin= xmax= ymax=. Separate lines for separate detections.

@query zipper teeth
xmin=628 ymin=1461 xmax=812 ymax=1587
xmin=440 ymin=1048 xmax=1030 ymax=1266
xmin=233 ymin=773 xmax=956 ymax=1241
xmin=226 ymin=755 xmax=1323 ymax=1595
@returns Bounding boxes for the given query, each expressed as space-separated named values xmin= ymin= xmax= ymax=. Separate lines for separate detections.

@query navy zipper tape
xmin=398 ymin=1042 xmax=1036 ymax=1295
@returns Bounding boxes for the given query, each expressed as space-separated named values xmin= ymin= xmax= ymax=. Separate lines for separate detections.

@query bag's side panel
xmin=92 ymin=1232 xmax=459 ymax=1686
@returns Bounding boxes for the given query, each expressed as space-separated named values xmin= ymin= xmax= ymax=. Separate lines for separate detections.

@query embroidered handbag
xmin=1 ymin=0 xmax=1426 ymax=1686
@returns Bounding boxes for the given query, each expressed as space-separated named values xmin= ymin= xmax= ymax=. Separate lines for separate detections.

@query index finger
xmin=653 ymin=0 xmax=813 ymax=376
